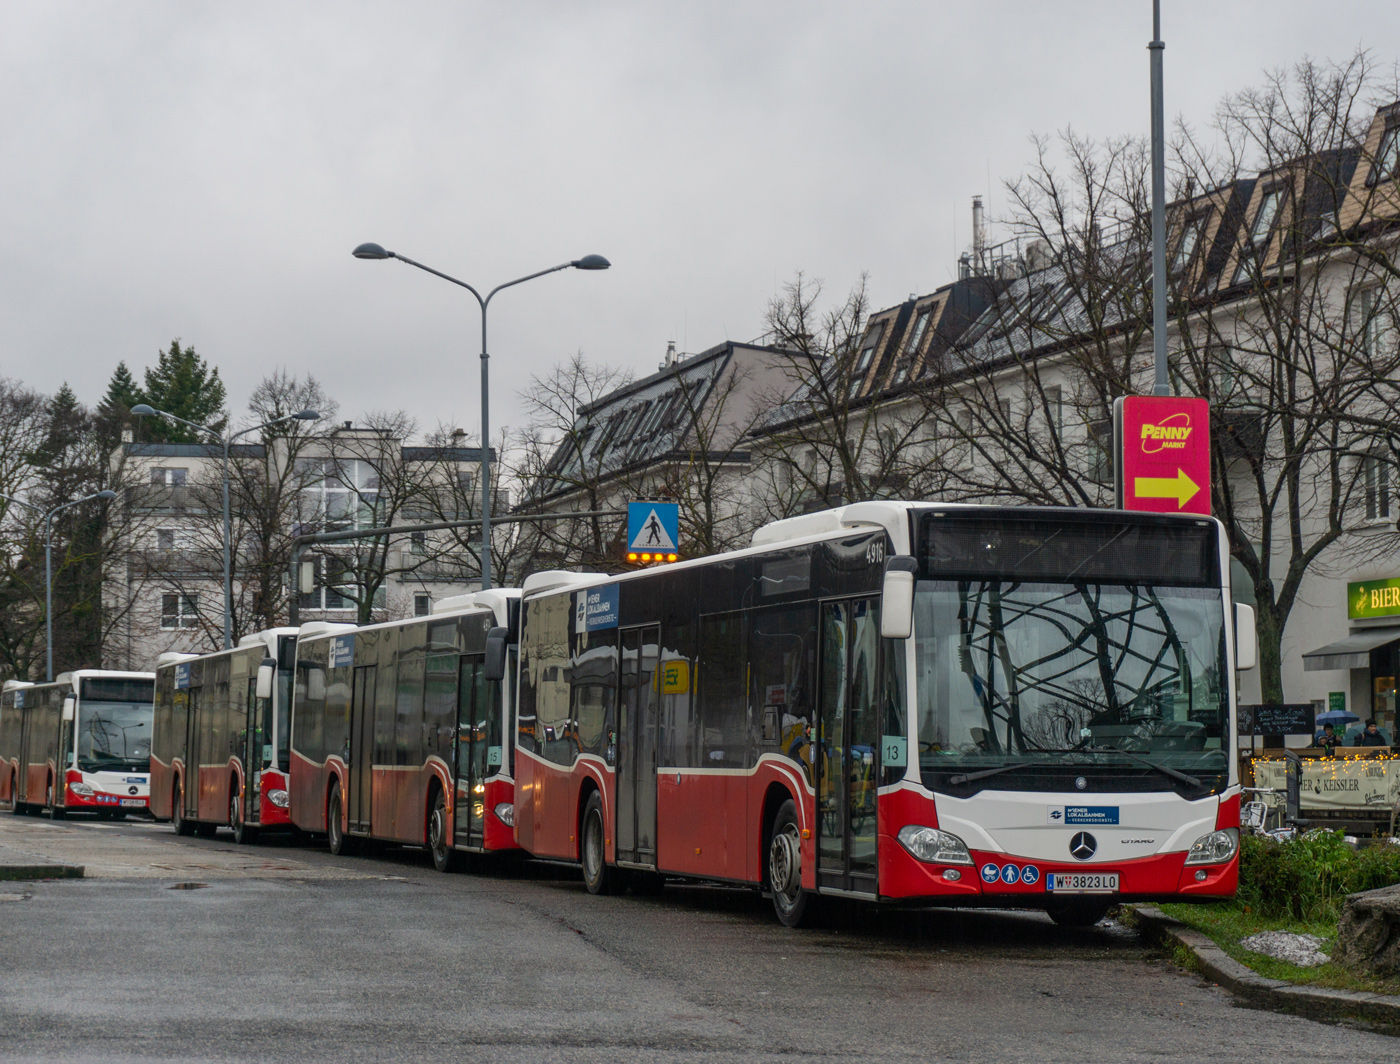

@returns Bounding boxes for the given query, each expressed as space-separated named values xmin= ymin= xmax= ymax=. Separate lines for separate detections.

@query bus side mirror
xmin=61 ymin=696 xmax=76 ymax=723
xmin=256 ymin=658 xmax=276 ymax=700
xmin=1234 ymin=603 xmax=1257 ymax=671
xmin=880 ymin=556 xmax=918 ymax=640
xmin=484 ymin=627 xmax=510 ymax=682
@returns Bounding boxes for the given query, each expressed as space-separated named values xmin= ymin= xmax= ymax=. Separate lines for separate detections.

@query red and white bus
xmin=513 ymin=502 xmax=1255 ymax=926
xmin=2 ymin=671 xmax=155 ymax=818
xmin=289 ymin=590 xmax=522 ymax=870
xmin=149 ymin=629 xmax=299 ymax=841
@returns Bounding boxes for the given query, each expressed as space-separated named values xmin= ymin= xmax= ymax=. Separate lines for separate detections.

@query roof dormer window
xmin=1370 ymin=120 xmax=1400 ymax=186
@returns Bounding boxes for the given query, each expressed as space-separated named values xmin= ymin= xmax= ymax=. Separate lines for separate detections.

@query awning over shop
xmin=1301 ymin=628 xmax=1400 ymax=671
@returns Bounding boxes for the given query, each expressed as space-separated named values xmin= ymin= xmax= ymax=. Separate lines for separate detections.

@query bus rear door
xmin=616 ymin=625 xmax=659 ymax=868
xmin=348 ymin=665 xmax=375 ymax=834
xmin=817 ymin=598 xmax=881 ymax=897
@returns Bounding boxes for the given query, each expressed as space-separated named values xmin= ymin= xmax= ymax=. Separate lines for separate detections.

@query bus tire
xmin=172 ymin=782 xmax=195 ymax=836
xmin=580 ymin=791 xmax=623 ymax=896
xmin=231 ymin=789 xmax=258 ymax=846
xmin=1047 ymin=901 xmax=1109 ymax=927
xmin=428 ymin=787 xmax=457 ymax=873
xmin=45 ymin=780 xmax=65 ymax=820
xmin=768 ymin=798 xmax=815 ymax=928
xmin=327 ymin=782 xmax=356 ymax=857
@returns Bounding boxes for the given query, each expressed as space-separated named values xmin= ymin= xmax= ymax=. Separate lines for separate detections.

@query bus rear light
xmin=493 ymin=802 xmax=514 ymax=827
xmin=897 ymin=825 xmax=973 ymax=865
xmin=1184 ymin=828 xmax=1238 ymax=865
xmin=267 ymin=789 xmax=290 ymax=809
xmin=68 ymin=781 xmax=95 ymax=797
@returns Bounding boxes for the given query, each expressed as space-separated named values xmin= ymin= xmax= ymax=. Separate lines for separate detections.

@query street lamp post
xmin=130 ymin=406 xmax=320 ymax=648
xmin=0 ymin=489 xmax=118 ymax=681
xmin=352 ymin=242 xmax=610 ymax=590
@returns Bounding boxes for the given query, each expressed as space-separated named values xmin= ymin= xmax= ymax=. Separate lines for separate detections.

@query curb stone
xmin=0 ymin=864 xmax=84 ymax=881
xmin=1130 ymin=904 xmax=1400 ymax=1026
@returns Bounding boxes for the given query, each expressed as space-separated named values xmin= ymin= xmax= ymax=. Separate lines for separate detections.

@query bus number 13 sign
xmin=1114 ymin=395 xmax=1211 ymax=516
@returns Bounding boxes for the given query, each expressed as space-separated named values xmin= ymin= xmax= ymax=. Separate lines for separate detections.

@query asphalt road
xmin=0 ymin=813 xmax=1395 ymax=1063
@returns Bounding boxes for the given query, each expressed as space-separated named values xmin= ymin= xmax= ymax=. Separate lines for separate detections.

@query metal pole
xmin=44 ymin=511 xmax=54 ymax=683
xmin=1149 ymin=0 xmax=1170 ymax=396
xmin=222 ymin=436 xmax=233 ymax=649
xmin=479 ymin=302 xmax=491 ymax=591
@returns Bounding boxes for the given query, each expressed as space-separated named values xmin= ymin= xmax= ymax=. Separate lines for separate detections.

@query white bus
xmin=2 ymin=671 xmax=156 ymax=818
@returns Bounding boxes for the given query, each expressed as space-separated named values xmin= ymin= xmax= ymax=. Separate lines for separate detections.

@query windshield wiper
xmin=1091 ymin=746 xmax=1202 ymax=788
xmin=947 ymin=762 xmax=1035 ymax=785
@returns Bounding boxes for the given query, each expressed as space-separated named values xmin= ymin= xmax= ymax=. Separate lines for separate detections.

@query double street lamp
xmin=351 ymin=243 xmax=610 ymax=590
xmin=130 ymin=406 xmax=320 ymax=648
xmin=0 ymin=489 xmax=118 ymax=682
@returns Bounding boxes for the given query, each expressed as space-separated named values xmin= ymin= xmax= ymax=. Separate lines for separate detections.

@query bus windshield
xmin=78 ymin=701 xmax=153 ymax=772
xmin=912 ymin=579 xmax=1229 ymax=791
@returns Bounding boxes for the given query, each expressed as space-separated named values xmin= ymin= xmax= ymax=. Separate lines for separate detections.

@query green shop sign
xmin=1349 ymin=576 xmax=1400 ymax=619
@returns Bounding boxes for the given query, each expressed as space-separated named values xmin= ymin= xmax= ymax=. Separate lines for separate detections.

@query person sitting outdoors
xmin=1314 ymin=723 xmax=1341 ymax=754
xmin=1354 ymin=719 xmax=1388 ymax=747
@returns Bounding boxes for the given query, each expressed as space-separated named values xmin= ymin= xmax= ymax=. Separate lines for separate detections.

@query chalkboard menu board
xmin=1240 ymin=704 xmax=1315 ymax=736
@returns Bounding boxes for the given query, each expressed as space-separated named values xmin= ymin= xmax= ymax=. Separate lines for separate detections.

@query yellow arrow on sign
xmin=1133 ymin=468 xmax=1200 ymax=508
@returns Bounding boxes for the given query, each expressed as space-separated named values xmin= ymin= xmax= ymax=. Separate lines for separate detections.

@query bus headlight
xmin=897 ymin=825 xmax=973 ymax=865
xmin=68 ymin=782 xmax=95 ymax=797
xmin=1184 ymin=828 xmax=1238 ymax=865
xmin=267 ymin=789 xmax=290 ymax=809
xmin=493 ymin=802 xmax=515 ymax=827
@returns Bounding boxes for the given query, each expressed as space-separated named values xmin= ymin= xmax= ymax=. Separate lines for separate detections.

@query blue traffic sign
xmin=628 ymin=501 xmax=679 ymax=553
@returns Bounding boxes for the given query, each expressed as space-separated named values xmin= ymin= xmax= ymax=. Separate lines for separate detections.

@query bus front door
xmin=454 ymin=655 xmax=487 ymax=848
xmin=817 ymin=598 xmax=881 ymax=896
xmin=616 ymin=625 xmax=659 ymax=869
xmin=348 ymin=665 xmax=376 ymax=834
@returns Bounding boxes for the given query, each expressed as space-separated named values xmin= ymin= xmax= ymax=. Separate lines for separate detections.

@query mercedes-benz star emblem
xmin=1074 ymin=776 xmax=1088 ymax=791
xmin=1069 ymin=832 xmax=1097 ymax=861
xmin=129 ymin=786 xmax=139 ymax=795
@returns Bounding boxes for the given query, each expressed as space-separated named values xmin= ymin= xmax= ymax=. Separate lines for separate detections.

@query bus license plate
xmin=1045 ymin=872 xmax=1118 ymax=893
xmin=120 ymin=799 xmax=145 ymax=808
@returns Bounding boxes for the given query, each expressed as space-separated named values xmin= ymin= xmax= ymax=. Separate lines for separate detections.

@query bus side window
xmin=749 ymin=604 xmax=817 ymax=781
xmin=697 ymin=612 xmax=747 ymax=769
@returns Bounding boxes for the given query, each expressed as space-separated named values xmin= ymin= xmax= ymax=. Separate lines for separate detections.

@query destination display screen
xmin=81 ymin=677 xmax=155 ymax=704
xmin=917 ymin=511 xmax=1219 ymax=588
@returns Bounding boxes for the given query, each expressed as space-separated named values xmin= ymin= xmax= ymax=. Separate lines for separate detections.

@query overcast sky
xmin=0 ymin=1 xmax=1393 ymax=438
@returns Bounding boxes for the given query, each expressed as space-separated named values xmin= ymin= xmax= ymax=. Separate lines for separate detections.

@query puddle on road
xmin=168 ymin=882 xmax=210 ymax=890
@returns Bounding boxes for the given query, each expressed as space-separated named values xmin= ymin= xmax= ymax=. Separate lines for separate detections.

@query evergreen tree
xmin=95 ymin=361 xmax=143 ymax=448
xmin=141 ymin=340 xmax=227 ymax=443
xmin=28 ymin=384 xmax=106 ymax=669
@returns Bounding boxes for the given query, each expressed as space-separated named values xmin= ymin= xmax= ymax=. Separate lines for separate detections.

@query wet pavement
xmin=1 ymin=811 xmax=1396 ymax=1062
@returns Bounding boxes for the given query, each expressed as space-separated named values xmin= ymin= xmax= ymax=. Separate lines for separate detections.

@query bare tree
xmin=756 ymin=273 xmax=944 ymax=519
xmin=513 ymin=352 xmax=633 ymax=570
xmin=882 ymin=52 xmax=1400 ymax=703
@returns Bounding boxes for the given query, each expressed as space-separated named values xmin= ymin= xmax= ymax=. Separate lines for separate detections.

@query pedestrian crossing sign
xmin=627 ymin=501 xmax=679 ymax=553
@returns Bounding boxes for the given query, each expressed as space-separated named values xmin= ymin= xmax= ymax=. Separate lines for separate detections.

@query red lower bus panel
xmin=480 ymin=777 xmax=520 ymax=852
xmin=1 ymin=758 xmax=15 ymax=803
xmin=258 ymin=768 xmax=292 ymax=827
xmin=1215 ymin=791 xmax=1241 ymax=830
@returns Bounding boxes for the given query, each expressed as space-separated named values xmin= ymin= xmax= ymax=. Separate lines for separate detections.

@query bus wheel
xmin=172 ymin=783 xmax=195 ymax=836
xmin=327 ymin=783 xmax=356 ymax=857
xmin=581 ymin=791 xmax=622 ymax=896
xmin=768 ymin=799 xmax=814 ymax=928
xmin=231 ymin=790 xmax=258 ymax=846
xmin=428 ymin=789 xmax=456 ymax=873
xmin=45 ymin=781 xmax=65 ymax=820
xmin=1047 ymin=901 xmax=1110 ymax=927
